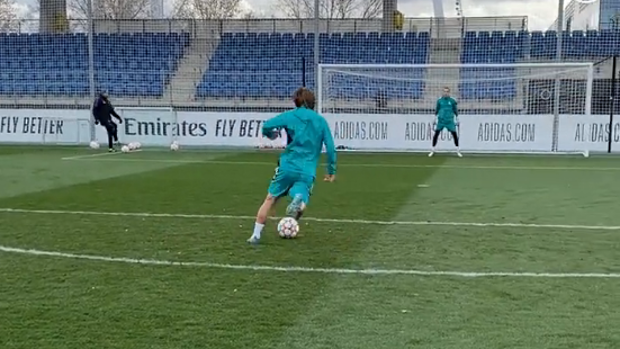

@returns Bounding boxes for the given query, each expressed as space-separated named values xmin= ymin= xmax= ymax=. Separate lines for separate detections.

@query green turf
xmin=1 ymin=146 xmax=620 ymax=349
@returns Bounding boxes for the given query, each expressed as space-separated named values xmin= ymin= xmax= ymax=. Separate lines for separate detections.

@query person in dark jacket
xmin=93 ymin=91 xmax=123 ymax=152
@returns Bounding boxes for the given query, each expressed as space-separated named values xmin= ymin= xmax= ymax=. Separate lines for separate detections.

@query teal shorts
xmin=268 ymin=168 xmax=314 ymax=204
xmin=435 ymin=121 xmax=457 ymax=133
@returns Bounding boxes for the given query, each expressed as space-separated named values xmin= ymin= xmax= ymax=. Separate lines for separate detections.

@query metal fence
xmin=0 ymin=17 xmax=613 ymax=114
xmin=5 ymin=17 xmax=528 ymax=35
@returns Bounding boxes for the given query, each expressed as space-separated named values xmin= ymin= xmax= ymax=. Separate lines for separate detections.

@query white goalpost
xmin=317 ymin=62 xmax=594 ymax=155
xmin=102 ymin=106 xmax=178 ymax=147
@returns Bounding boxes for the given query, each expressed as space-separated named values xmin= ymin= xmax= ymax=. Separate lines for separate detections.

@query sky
xmin=11 ymin=0 xmax=563 ymax=30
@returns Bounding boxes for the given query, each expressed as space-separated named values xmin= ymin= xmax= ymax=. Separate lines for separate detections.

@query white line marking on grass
xmin=0 ymin=245 xmax=618 ymax=278
xmin=61 ymin=156 xmax=620 ymax=171
xmin=1 ymin=207 xmax=619 ymax=231
xmin=61 ymin=149 xmax=143 ymax=160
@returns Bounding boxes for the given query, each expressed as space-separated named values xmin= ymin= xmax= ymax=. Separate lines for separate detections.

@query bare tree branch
xmin=276 ymin=0 xmax=382 ymax=19
xmin=242 ymin=10 xmax=268 ymax=19
xmin=356 ymin=0 xmax=382 ymax=19
xmin=172 ymin=0 xmax=244 ymax=20
xmin=29 ymin=0 xmax=150 ymax=20
xmin=68 ymin=0 xmax=151 ymax=19
xmin=0 ymin=0 xmax=17 ymax=31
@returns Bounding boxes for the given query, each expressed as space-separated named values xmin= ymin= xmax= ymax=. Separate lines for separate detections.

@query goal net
xmin=318 ymin=63 xmax=594 ymax=155
xmin=99 ymin=107 xmax=178 ymax=147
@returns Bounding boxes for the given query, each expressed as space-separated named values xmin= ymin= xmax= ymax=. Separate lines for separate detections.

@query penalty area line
xmin=0 ymin=207 xmax=619 ymax=231
xmin=61 ymin=149 xmax=143 ymax=160
xmin=0 ymin=245 xmax=618 ymax=278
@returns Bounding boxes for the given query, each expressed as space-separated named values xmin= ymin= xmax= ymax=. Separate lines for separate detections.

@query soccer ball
xmin=170 ymin=141 xmax=179 ymax=151
xmin=277 ymin=217 xmax=299 ymax=239
xmin=121 ymin=145 xmax=130 ymax=153
xmin=89 ymin=141 xmax=100 ymax=149
xmin=135 ymin=142 xmax=141 ymax=149
xmin=128 ymin=142 xmax=137 ymax=150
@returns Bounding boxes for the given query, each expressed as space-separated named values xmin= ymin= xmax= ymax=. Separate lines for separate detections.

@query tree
xmin=276 ymin=0 xmax=382 ymax=19
xmin=29 ymin=0 xmax=151 ymax=20
xmin=0 ymin=0 xmax=17 ymax=31
xmin=172 ymin=0 xmax=245 ymax=19
xmin=68 ymin=0 xmax=151 ymax=19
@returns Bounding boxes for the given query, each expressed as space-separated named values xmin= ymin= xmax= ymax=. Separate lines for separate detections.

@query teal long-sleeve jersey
xmin=262 ymin=106 xmax=337 ymax=178
xmin=435 ymin=96 xmax=458 ymax=122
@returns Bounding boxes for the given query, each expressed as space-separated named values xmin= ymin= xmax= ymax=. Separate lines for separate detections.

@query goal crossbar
xmin=319 ymin=63 xmax=594 ymax=69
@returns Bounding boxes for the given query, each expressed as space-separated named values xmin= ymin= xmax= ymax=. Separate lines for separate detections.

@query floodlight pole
xmin=551 ymin=0 xmax=565 ymax=152
xmin=313 ymin=0 xmax=320 ymax=92
xmin=87 ymin=0 xmax=96 ymax=142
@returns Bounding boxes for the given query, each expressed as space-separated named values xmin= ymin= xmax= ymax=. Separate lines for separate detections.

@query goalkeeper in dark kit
xmin=92 ymin=91 xmax=123 ymax=152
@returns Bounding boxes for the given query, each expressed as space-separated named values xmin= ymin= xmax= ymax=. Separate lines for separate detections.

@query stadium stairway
xmin=165 ymin=26 xmax=219 ymax=102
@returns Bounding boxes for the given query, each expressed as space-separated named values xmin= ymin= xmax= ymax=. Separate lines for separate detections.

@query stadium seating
xmin=0 ymin=32 xmax=190 ymax=97
xmin=458 ymin=31 xmax=526 ymax=100
xmin=1 ymin=28 xmax=619 ymax=101
xmin=196 ymin=32 xmax=430 ymax=99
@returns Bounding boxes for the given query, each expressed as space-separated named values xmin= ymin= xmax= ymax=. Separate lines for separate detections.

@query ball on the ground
xmin=89 ymin=141 xmax=100 ymax=149
xmin=170 ymin=141 xmax=179 ymax=151
xmin=135 ymin=142 xmax=142 ymax=149
xmin=121 ymin=145 xmax=130 ymax=153
xmin=277 ymin=217 xmax=299 ymax=239
xmin=128 ymin=142 xmax=137 ymax=150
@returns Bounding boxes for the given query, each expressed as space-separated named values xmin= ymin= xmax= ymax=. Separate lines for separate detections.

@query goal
xmin=317 ymin=63 xmax=594 ymax=155
xmin=100 ymin=107 xmax=178 ymax=147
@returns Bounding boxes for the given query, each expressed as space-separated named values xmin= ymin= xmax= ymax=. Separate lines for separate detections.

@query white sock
xmin=252 ymin=222 xmax=264 ymax=239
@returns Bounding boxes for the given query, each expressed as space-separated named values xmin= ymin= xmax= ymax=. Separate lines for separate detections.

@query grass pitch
xmin=1 ymin=146 xmax=620 ymax=349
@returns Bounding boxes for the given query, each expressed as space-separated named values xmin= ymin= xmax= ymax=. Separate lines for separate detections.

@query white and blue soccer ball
xmin=128 ymin=142 xmax=137 ymax=150
xmin=277 ymin=217 xmax=299 ymax=239
xmin=89 ymin=141 xmax=100 ymax=149
xmin=121 ymin=145 xmax=130 ymax=153
xmin=170 ymin=141 xmax=179 ymax=151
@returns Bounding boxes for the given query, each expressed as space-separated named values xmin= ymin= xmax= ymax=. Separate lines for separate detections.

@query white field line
xmin=61 ymin=156 xmax=620 ymax=171
xmin=61 ymin=149 xmax=143 ymax=160
xmin=1 ymin=207 xmax=619 ymax=231
xmin=0 ymin=245 xmax=618 ymax=278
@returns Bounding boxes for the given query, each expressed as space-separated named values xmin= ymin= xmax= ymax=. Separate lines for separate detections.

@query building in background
xmin=548 ymin=0 xmax=620 ymax=31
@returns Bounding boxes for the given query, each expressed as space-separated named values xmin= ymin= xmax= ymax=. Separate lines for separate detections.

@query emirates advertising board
xmin=1 ymin=109 xmax=619 ymax=153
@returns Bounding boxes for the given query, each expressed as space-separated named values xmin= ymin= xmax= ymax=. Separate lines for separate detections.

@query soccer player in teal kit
xmin=429 ymin=87 xmax=462 ymax=157
xmin=247 ymin=88 xmax=337 ymax=244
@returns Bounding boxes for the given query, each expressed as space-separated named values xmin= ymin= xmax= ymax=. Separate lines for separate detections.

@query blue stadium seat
xmin=4 ymin=28 xmax=601 ymax=101
xmin=458 ymin=68 xmax=516 ymax=100
xmin=196 ymin=31 xmax=430 ymax=99
xmin=0 ymin=32 xmax=190 ymax=97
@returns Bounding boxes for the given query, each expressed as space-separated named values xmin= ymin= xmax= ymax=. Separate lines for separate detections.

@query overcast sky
xmin=12 ymin=0 xmax=562 ymax=30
